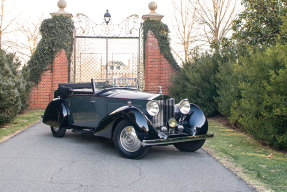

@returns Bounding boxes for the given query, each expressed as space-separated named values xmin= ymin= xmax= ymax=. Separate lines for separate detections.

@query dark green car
xmin=42 ymin=78 xmax=213 ymax=159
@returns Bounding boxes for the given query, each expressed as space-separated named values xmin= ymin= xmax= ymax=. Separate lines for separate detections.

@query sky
xmin=5 ymin=0 xmax=174 ymax=27
xmin=2 ymin=0 xmax=241 ymax=64
xmin=3 ymin=0 xmax=177 ymax=62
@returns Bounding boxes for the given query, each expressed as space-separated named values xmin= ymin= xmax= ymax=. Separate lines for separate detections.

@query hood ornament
xmin=158 ymin=86 xmax=162 ymax=94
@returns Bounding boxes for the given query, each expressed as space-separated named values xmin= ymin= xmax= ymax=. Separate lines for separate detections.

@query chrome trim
xmin=120 ymin=126 xmax=142 ymax=152
xmin=141 ymin=133 xmax=214 ymax=147
xmin=151 ymin=98 xmax=175 ymax=128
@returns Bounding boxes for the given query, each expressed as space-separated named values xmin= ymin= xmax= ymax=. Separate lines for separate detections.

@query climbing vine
xmin=26 ymin=16 xmax=74 ymax=84
xmin=143 ymin=19 xmax=180 ymax=71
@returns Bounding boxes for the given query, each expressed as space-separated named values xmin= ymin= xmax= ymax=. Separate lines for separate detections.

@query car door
xmin=67 ymin=94 xmax=100 ymax=128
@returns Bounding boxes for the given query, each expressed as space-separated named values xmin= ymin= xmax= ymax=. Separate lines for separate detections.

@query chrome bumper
xmin=141 ymin=133 xmax=214 ymax=147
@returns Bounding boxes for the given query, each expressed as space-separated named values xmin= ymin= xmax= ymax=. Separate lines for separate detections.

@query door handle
xmin=90 ymin=97 xmax=96 ymax=103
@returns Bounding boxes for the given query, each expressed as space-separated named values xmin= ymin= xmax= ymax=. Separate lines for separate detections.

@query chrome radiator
xmin=152 ymin=98 xmax=175 ymax=127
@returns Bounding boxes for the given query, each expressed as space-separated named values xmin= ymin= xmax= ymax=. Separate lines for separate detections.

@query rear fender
xmin=43 ymin=98 xmax=69 ymax=128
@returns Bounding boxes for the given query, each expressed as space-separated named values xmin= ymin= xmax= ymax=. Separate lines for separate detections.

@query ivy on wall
xmin=143 ymin=19 xmax=180 ymax=71
xmin=26 ymin=16 xmax=74 ymax=85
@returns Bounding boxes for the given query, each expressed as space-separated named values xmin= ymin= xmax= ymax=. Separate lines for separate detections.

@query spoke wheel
xmin=114 ymin=120 xmax=150 ymax=159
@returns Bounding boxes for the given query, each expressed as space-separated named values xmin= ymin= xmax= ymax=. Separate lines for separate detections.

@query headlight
xmin=179 ymin=99 xmax=190 ymax=114
xmin=168 ymin=118 xmax=177 ymax=128
xmin=146 ymin=100 xmax=159 ymax=116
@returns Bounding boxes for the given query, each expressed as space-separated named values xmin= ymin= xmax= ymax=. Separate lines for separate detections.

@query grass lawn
xmin=204 ymin=118 xmax=287 ymax=192
xmin=0 ymin=110 xmax=44 ymax=142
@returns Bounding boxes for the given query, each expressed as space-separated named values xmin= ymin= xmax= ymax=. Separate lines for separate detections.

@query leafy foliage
xmin=169 ymin=53 xmax=218 ymax=116
xmin=232 ymin=0 xmax=286 ymax=47
xmin=0 ymin=50 xmax=21 ymax=124
xmin=143 ymin=19 xmax=180 ymax=70
xmin=169 ymin=1 xmax=287 ymax=149
xmin=215 ymin=43 xmax=249 ymax=116
xmin=27 ymin=16 xmax=74 ymax=84
xmin=230 ymin=45 xmax=287 ymax=148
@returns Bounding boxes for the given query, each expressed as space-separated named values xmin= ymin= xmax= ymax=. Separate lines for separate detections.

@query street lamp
xmin=104 ymin=10 xmax=111 ymax=25
xmin=104 ymin=10 xmax=111 ymax=78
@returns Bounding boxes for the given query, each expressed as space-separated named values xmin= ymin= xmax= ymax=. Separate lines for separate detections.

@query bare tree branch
xmin=172 ymin=0 xmax=197 ymax=63
xmin=194 ymin=0 xmax=238 ymax=44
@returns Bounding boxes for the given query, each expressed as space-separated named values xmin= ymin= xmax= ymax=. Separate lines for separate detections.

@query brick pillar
xmin=28 ymin=49 xmax=68 ymax=109
xmin=143 ymin=2 xmax=177 ymax=95
xmin=144 ymin=31 xmax=177 ymax=95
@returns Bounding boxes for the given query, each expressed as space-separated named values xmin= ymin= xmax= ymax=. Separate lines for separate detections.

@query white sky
xmin=3 ymin=0 xmax=241 ymax=64
xmin=5 ymin=0 xmax=174 ymax=26
xmin=3 ymin=0 xmax=178 ymax=63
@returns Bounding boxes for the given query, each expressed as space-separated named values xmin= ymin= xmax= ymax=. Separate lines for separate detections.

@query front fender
xmin=97 ymin=106 xmax=157 ymax=140
xmin=43 ymin=98 xmax=69 ymax=128
xmin=175 ymin=103 xmax=208 ymax=136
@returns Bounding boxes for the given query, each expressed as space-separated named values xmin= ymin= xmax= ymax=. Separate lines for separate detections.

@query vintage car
xmin=42 ymin=78 xmax=213 ymax=159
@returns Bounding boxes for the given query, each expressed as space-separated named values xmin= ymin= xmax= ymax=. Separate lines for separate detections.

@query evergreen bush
xmin=230 ymin=45 xmax=287 ymax=148
xmin=169 ymin=53 xmax=218 ymax=116
xmin=215 ymin=44 xmax=249 ymax=116
xmin=0 ymin=50 xmax=22 ymax=124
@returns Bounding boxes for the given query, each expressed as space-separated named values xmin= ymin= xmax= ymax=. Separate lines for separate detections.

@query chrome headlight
xmin=146 ymin=100 xmax=159 ymax=116
xmin=179 ymin=99 xmax=190 ymax=114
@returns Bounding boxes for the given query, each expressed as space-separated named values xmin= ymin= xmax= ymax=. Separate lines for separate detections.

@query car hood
xmin=97 ymin=88 xmax=169 ymax=100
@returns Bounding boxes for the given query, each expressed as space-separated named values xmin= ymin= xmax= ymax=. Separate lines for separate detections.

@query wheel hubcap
xmin=53 ymin=126 xmax=60 ymax=132
xmin=120 ymin=126 xmax=141 ymax=152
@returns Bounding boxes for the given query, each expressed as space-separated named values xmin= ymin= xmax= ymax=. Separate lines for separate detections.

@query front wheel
xmin=51 ymin=126 xmax=66 ymax=138
xmin=174 ymin=139 xmax=205 ymax=152
xmin=114 ymin=120 xmax=150 ymax=159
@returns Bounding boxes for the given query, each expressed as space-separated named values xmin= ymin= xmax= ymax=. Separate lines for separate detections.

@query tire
xmin=114 ymin=120 xmax=150 ymax=159
xmin=51 ymin=126 xmax=66 ymax=138
xmin=174 ymin=139 xmax=205 ymax=152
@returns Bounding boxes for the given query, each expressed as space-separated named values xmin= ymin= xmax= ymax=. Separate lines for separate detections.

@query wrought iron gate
xmin=70 ymin=13 xmax=144 ymax=89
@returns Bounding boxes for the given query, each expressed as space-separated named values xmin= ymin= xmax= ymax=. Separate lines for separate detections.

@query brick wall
xmin=28 ymin=49 xmax=68 ymax=109
xmin=144 ymin=30 xmax=177 ymax=95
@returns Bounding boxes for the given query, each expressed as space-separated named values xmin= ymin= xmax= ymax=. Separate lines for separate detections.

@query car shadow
xmin=44 ymin=129 xmax=206 ymax=160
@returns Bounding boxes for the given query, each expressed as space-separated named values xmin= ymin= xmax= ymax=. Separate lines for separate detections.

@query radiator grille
xmin=152 ymin=98 xmax=175 ymax=127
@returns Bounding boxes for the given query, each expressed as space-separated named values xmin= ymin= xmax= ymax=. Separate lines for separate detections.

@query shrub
xmin=230 ymin=44 xmax=287 ymax=148
xmin=0 ymin=50 xmax=21 ymax=124
xmin=215 ymin=44 xmax=249 ymax=116
xmin=169 ymin=53 xmax=218 ymax=116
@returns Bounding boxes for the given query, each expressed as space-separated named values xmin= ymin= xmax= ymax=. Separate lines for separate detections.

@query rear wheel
xmin=51 ymin=126 xmax=66 ymax=138
xmin=114 ymin=120 xmax=150 ymax=159
xmin=174 ymin=139 xmax=205 ymax=152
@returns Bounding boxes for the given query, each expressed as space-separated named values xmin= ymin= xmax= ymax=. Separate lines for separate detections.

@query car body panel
xmin=43 ymin=79 xmax=212 ymax=147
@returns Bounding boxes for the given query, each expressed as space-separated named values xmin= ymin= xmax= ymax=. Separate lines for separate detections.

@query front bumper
xmin=141 ymin=133 xmax=214 ymax=147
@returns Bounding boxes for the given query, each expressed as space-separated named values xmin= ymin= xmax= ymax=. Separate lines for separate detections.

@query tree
xmin=0 ymin=0 xmax=18 ymax=50
xmin=12 ymin=19 xmax=42 ymax=62
xmin=172 ymin=0 xmax=197 ymax=63
xmin=169 ymin=53 xmax=219 ymax=116
xmin=194 ymin=0 xmax=239 ymax=45
xmin=232 ymin=0 xmax=287 ymax=47
xmin=0 ymin=50 xmax=21 ymax=124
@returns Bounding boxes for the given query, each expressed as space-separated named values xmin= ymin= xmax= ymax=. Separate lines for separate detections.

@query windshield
xmin=92 ymin=78 xmax=139 ymax=90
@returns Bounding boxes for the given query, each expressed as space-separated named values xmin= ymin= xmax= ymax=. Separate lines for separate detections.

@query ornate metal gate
xmin=70 ymin=13 xmax=144 ymax=89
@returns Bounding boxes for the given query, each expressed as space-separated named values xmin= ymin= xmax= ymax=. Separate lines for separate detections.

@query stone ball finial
xmin=148 ymin=1 xmax=157 ymax=13
xmin=142 ymin=1 xmax=163 ymax=21
xmin=51 ymin=0 xmax=72 ymax=17
xmin=57 ymin=0 xmax=67 ymax=9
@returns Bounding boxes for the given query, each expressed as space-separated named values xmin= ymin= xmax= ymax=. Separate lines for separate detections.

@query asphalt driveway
xmin=0 ymin=122 xmax=255 ymax=192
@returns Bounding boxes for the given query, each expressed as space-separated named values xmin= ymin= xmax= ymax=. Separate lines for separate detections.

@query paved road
xmin=0 ymin=122 xmax=255 ymax=192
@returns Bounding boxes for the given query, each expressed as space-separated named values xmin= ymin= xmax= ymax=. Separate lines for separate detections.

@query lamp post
xmin=104 ymin=10 xmax=111 ymax=78
xmin=104 ymin=10 xmax=111 ymax=25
